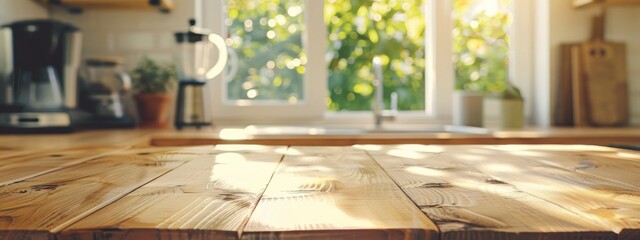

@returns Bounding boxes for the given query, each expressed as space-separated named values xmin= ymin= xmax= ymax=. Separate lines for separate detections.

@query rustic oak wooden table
xmin=0 ymin=130 xmax=639 ymax=240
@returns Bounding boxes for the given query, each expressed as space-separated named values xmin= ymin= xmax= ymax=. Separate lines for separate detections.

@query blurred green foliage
xmin=226 ymin=0 xmax=306 ymax=103
xmin=453 ymin=0 xmax=512 ymax=92
xmin=225 ymin=0 xmax=512 ymax=110
xmin=326 ymin=0 xmax=426 ymax=111
xmin=132 ymin=57 xmax=177 ymax=94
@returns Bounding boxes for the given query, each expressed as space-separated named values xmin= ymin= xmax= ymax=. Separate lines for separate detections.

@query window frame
xmin=198 ymin=0 xmax=534 ymax=125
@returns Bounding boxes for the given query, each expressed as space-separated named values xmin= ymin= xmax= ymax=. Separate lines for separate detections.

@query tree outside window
xmin=225 ymin=0 xmax=512 ymax=111
xmin=453 ymin=0 xmax=512 ymax=92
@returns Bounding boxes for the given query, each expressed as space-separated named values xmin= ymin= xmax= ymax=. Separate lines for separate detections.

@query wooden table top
xmin=0 ymin=130 xmax=639 ymax=239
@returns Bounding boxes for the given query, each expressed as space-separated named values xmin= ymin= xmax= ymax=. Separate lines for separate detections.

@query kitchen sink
xmin=243 ymin=124 xmax=492 ymax=136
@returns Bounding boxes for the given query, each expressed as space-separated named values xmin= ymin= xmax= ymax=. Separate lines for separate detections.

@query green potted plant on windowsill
xmin=132 ymin=57 xmax=177 ymax=128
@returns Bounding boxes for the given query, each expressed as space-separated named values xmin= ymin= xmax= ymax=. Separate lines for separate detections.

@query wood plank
xmin=0 ymin=145 xmax=127 ymax=187
xmin=0 ymin=131 xmax=157 ymax=186
xmin=366 ymin=144 xmax=616 ymax=240
xmin=242 ymin=146 xmax=439 ymax=240
xmin=0 ymin=130 xmax=152 ymax=149
xmin=487 ymin=145 xmax=640 ymax=189
xmin=555 ymin=43 xmax=578 ymax=126
xmin=436 ymin=145 xmax=640 ymax=240
xmin=0 ymin=146 xmax=198 ymax=240
xmin=571 ymin=44 xmax=589 ymax=126
xmin=59 ymin=145 xmax=284 ymax=240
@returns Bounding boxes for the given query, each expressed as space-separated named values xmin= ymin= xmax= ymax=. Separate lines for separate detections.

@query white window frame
xmin=198 ymin=0 xmax=534 ymax=125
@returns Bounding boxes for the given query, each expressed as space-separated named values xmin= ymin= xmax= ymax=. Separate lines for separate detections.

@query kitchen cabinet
xmin=36 ymin=0 xmax=174 ymax=13
xmin=574 ymin=0 xmax=640 ymax=8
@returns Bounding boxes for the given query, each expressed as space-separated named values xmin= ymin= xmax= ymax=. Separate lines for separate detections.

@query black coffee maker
xmin=0 ymin=20 xmax=88 ymax=133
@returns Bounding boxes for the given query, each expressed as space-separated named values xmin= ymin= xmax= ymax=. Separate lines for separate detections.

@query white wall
xmin=548 ymin=0 xmax=640 ymax=125
xmin=0 ymin=0 xmax=196 ymax=70
xmin=47 ymin=1 xmax=196 ymax=123
xmin=49 ymin=1 xmax=195 ymax=70
xmin=608 ymin=7 xmax=640 ymax=125
xmin=0 ymin=0 xmax=48 ymax=25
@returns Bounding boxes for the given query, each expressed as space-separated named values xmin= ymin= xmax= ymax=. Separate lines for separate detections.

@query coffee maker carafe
xmin=0 ymin=20 xmax=86 ymax=132
xmin=174 ymin=19 xmax=228 ymax=129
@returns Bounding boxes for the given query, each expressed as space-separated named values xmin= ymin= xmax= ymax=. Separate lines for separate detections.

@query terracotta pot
xmin=134 ymin=93 xmax=171 ymax=128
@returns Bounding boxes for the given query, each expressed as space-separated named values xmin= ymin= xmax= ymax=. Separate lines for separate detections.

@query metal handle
xmin=117 ymin=71 xmax=132 ymax=92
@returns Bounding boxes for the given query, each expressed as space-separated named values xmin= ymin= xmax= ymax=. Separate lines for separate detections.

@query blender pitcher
xmin=174 ymin=19 xmax=228 ymax=129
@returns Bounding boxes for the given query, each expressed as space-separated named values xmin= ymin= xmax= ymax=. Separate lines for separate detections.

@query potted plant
xmin=131 ymin=57 xmax=177 ymax=128
xmin=487 ymin=82 xmax=524 ymax=129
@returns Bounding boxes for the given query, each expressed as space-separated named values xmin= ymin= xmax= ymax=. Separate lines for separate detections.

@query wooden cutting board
xmin=556 ymin=43 xmax=593 ymax=127
xmin=555 ymin=43 xmax=579 ymax=126
xmin=581 ymin=15 xmax=629 ymax=126
xmin=556 ymin=15 xmax=629 ymax=127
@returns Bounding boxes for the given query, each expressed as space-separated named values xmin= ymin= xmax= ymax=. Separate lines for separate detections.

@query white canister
xmin=453 ymin=91 xmax=484 ymax=127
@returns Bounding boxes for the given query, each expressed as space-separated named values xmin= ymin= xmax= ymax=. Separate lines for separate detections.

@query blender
xmin=174 ymin=19 xmax=228 ymax=129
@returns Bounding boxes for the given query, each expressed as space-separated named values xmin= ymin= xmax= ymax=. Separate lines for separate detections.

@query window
xmin=452 ymin=0 xmax=512 ymax=92
xmin=225 ymin=0 xmax=306 ymax=105
xmin=325 ymin=0 xmax=426 ymax=111
xmin=200 ymin=0 xmax=532 ymax=123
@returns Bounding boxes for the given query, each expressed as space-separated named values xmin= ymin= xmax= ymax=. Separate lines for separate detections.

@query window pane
xmin=453 ymin=0 xmax=512 ymax=92
xmin=326 ymin=0 xmax=426 ymax=111
xmin=225 ymin=0 xmax=305 ymax=104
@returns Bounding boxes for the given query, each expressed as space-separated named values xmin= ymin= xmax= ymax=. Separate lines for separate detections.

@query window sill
xmin=320 ymin=111 xmax=448 ymax=126
xmin=212 ymin=111 xmax=449 ymax=126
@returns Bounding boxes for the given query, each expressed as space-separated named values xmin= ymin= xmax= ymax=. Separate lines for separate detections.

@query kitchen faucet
xmin=372 ymin=56 xmax=398 ymax=127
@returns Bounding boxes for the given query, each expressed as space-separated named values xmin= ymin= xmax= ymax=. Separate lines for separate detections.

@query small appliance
xmin=0 ymin=19 xmax=87 ymax=133
xmin=80 ymin=57 xmax=135 ymax=128
xmin=173 ymin=19 xmax=228 ymax=130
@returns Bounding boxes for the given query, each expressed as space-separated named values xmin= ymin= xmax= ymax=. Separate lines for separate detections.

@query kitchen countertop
xmin=149 ymin=126 xmax=640 ymax=146
xmin=0 ymin=129 xmax=640 ymax=239
xmin=3 ymin=126 xmax=640 ymax=148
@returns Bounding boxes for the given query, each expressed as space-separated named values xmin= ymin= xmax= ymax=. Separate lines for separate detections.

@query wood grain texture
xmin=60 ymin=145 xmax=284 ymax=240
xmin=367 ymin=144 xmax=616 ymax=240
xmin=0 ymin=130 xmax=152 ymax=150
xmin=571 ymin=45 xmax=589 ymax=127
xmin=242 ymin=146 xmax=439 ymax=240
xmin=0 ymin=130 xmax=154 ymax=187
xmin=556 ymin=43 xmax=578 ymax=126
xmin=0 ymin=147 xmax=193 ymax=240
xmin=0 ymin=145 xmax=127 ymax=187
xmin=437 ymin=145 xmax=640 ymax=239
xmin=488 ymin=145 xmax=640 ymax=189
